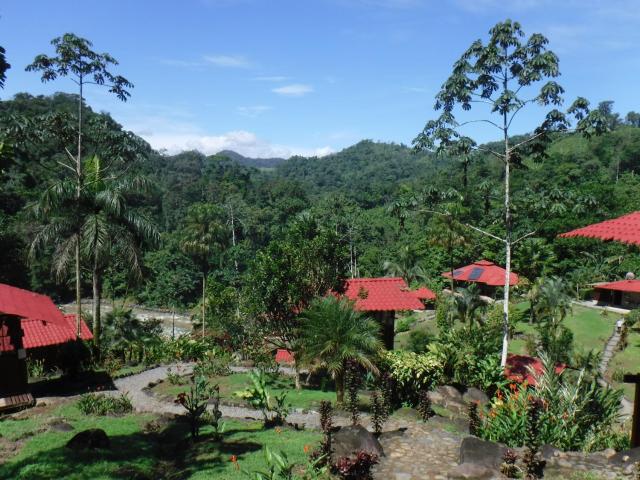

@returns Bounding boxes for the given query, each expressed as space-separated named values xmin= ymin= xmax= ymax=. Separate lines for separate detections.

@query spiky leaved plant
xmin=417 ymin=390 xmax=434 ymax=422
xmin=345 ymin=359 xmax=361 ymax=425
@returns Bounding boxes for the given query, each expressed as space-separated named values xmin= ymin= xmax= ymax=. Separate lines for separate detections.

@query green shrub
xmin=193 ymin=349 xmax=232 ymax=377
xmin=406 ymin=330 xmax=432 ymax=353
xmin=394 ymin=316 xmax=413 ymax=334
xmin=382 ymin=349 xmax=443 ymax=406
xmin=77 ymin=392 xmax=133 ymax=415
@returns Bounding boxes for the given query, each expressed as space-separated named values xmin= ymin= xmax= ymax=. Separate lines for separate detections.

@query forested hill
xmin=275 ymin=141 xmax=438 ymax=206
xmin=3 ymin=91 xmax=640 ymax=308
xmin=217 ymin=150 xmax=285 ymax=169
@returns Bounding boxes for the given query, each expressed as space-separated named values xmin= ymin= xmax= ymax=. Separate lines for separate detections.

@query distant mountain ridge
xmin=217 ymin=150 xmax=286 ymax=169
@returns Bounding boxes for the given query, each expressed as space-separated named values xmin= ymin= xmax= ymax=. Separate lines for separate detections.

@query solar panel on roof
xmin=468 ymin=267 xmax=484 ymax=281
xmin=452 ymin=269 xmax=464 ymax=278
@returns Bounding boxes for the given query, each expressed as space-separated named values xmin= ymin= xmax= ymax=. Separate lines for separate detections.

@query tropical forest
xmin=1 ymin=3 xmax=640 ymax=480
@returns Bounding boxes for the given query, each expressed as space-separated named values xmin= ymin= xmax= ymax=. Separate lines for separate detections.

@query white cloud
xmin=203 ymin=54 xmax=251 ymax=68
xmin=253 ymin=75 xmax=289 ymax=82
xmin=138 ymin=127 xmax=332 ymax=159
xmin=236 ymin=105 xmax=272 ymax=118
xmin=272 ymin=84 xmax=314 ymax=97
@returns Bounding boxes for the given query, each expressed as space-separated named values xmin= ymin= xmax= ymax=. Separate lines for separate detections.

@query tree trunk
xmin=202 ymin=271 xmax=206 ymax=338
xmin=500 ymin=85 xmax=511 ymax=368
xmin=335 ymin=370 xmax=345 ymax=404
xmin=449 ymin=237 xmax=455 ymax=292
xmin=75 ymin=77 xmax=84 ymax=338
xmin=294 ymin=358 xmax=302 ymax=390
xmin=92 ymin=263 xmax=102 ymax=356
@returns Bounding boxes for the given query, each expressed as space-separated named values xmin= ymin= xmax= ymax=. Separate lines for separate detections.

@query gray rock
xmin=609 ymin=446 xmax=640 ymax=466
xmin=462 ymin=387 xmax=489 ymax=406
xmin=65 ymin=428 xmax=110 ymax=450
xmin=540 ymin=444 xmax=561 ymax=461
xmin=331 ymin=425 xmax=384 ymax=463
xmin=437 ymin=385 xmax=463 ymax=403
xmin=448 ymin=463 xmax=494 ymax=479
xmin=48 ymin=419 xmax=74 ymax=432
xmin=428 ymin=389 xmax=445 ymax=406
xmin=459 ymin=436 xmax=507 ymax=470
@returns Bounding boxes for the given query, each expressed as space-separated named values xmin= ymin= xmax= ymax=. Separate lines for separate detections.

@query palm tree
xmin=382 ymin=246 xmax=427 ymax=285
xmin=181 ymin=203 xmax=225 ymax=337
xmin=31 ymin=155 xmax=158 ymax=353
xmin=533 ymin=276 xmax=573 ymax=329
xmin=427 ymin=204 xmax=469 ymax=291
xmin=298 ymin=296 xmax=383 ymax=404
xmin=451 ymin=284 xmax=485 ymax=327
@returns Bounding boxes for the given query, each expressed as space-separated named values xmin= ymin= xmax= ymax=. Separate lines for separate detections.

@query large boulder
xmin=331 ymin=425 xmax=384 ymax=463
xmin=65 ymin=428 xmax=110 ymax=450
xmin=459 ymin=436 xmax=507 ymax=470
xmin=436 ymin=385 xmax=463 ymax=403
xmin=462 ymin=387 xmax=489 ymax=407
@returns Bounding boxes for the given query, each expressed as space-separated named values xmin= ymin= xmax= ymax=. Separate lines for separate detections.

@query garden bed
xmin=150 ymin=371 xmax=373 ymax=412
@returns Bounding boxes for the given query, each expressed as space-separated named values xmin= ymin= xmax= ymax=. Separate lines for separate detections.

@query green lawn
xmin=152 ymin=371 xmax=371 ymax=411
xmin=0 ymin=401 xmax=320 ymax=480
xmin=607 ymin=328 xmax=640 ymax=399
xmin=511 ymin=303 xmax=617 ymax=356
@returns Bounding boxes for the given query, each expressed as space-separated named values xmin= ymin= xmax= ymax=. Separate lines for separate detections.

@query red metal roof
xmin=0 ymin=283 xmax=67 ymax=326
xmin=505 ymin=354 xmax=566 ymax=387
xmin=0 ymin=314 xmax=92 ymax=352
xmin=594 ymin=280 xmax=640 ymax=293
xmin=559 ymin=211 xmax=640 ymax=246
xmin=411 ymin=287 xmax=437 ymax=301
xmin=275 ymin=349 xmax=294 ymax=364
xmin=343 ymin=277 xmax=425 ymax=312
xmin=442 ymin=260 xmax=519 ymax=287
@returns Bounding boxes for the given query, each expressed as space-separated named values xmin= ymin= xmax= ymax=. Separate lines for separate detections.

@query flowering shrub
xmin=477 ymin=355 xmax=625 ymax=452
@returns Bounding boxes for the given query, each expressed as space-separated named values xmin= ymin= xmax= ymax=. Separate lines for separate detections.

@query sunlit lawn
xmin=511 ymin=303 xmax=618 ymax=356
xmin=0 ymin=401 xmax=320 ymax=480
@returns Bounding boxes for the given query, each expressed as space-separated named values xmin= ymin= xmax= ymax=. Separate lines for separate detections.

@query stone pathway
xmin=599 ymin=318 xmax=624 ymax=377
xmin=596 ymin=319 xmax=634 ymax=417
xmin=372 ymin=418 xmax=463 ymax=480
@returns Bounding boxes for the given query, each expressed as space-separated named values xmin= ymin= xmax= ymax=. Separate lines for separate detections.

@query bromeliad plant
xmin=477 ymin=354 xmax=624 ymax=452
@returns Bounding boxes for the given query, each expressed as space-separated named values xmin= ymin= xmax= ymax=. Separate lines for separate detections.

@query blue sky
xmin=1 ymin=0 xmax=638 ymax=158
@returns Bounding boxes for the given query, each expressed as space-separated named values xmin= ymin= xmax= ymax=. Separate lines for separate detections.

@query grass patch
xmin=0 ymin=401 xmax=321 ymax=480
xmin=511 ymin=304 xmax=618 ymax=355
xmin=0 ymin=403 xmax=157 ymax=479
xmin=608 ymin=328 xmax=640 ymax=399
xmin=153 ymin=372 xmax=371 ymax=411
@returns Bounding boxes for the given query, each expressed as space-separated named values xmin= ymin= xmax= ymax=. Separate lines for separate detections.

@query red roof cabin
xmin=505 ymin=354 xmax=566 ymax=387
xmin=592 ymin=280 xmax=640 ymax=309
xmin=342 ymin=277 xmax=426 ymax=349
xmin=0 ymin=283 xmax=92 ymax=411
xmin=442 ymin=260 xmax=519 ymax=297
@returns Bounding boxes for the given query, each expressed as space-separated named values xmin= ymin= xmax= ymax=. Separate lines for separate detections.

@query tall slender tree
xmin=26 ymin=34 xmax=133 ymax=335
xmin=0 ymin=44 xmax=10 ymax=90
xmin=413 ymin=19 xmax=607 ymax=366
xmin=181 ymin=203 xmax=225 ymax=337
xmin=31 ymin=155 xmax=158 ymax=353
